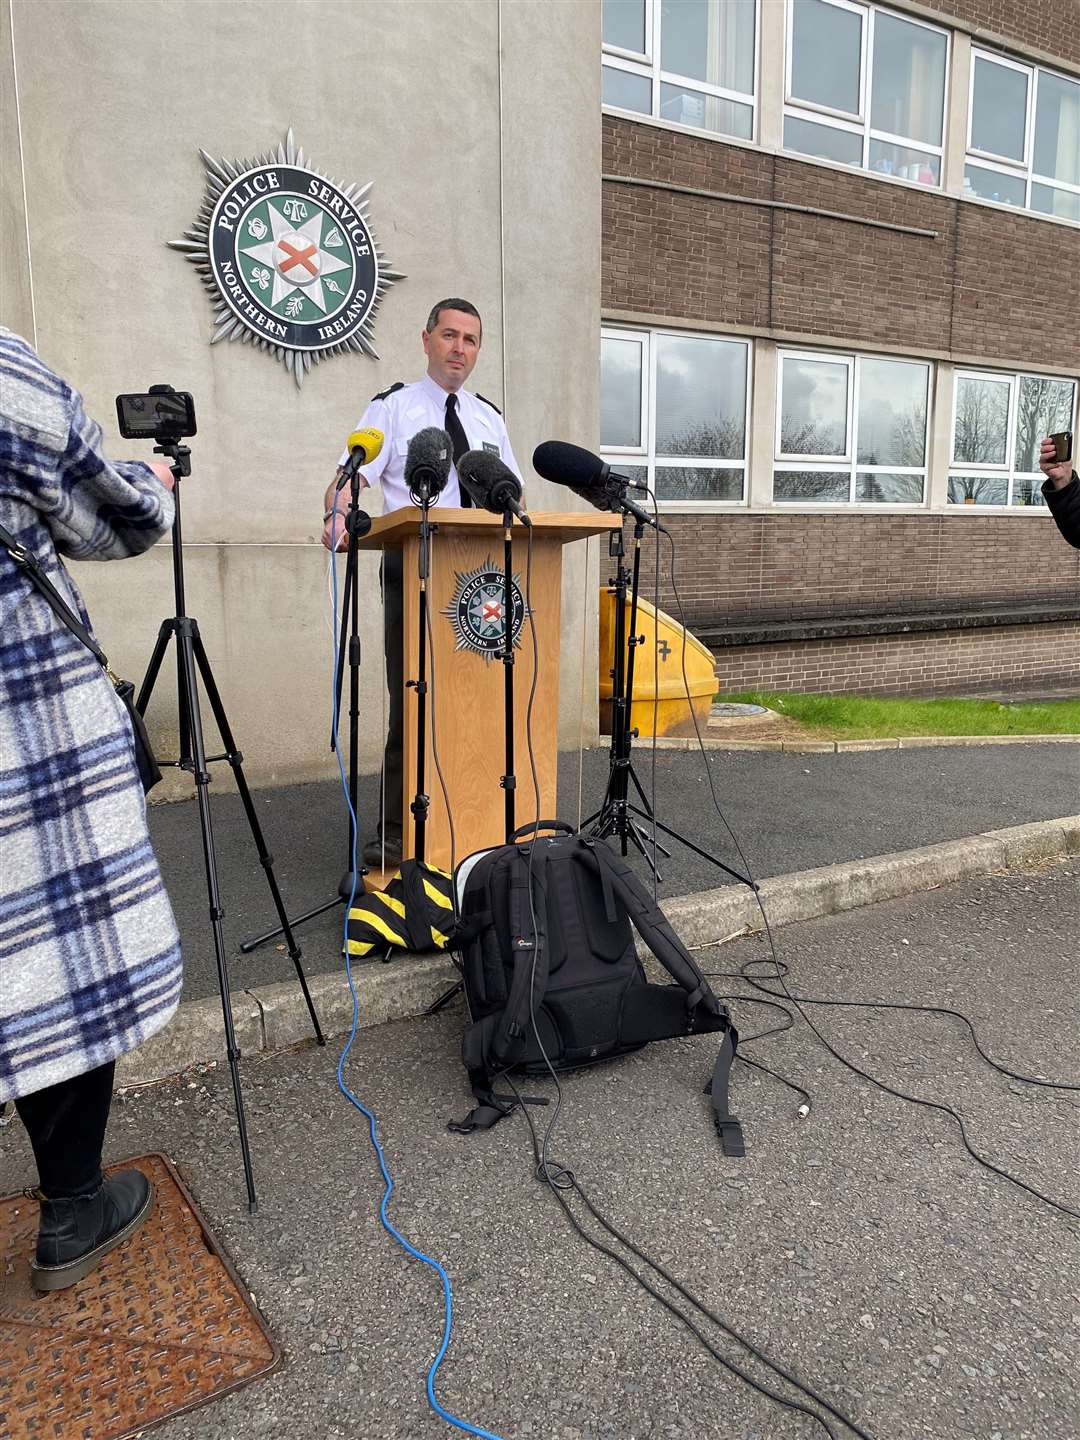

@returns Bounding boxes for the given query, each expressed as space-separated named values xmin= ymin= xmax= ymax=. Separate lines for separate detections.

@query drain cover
xmin=0 ymin=1153 xmax=278 ymax=1440
xmin=711 ymin=703 xmax=770 ymax=718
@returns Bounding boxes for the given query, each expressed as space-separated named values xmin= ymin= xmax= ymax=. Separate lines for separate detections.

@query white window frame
xmin=782 ymin=0 xmax=950 ymax=190
xmin=600 ymin=323 xmax=753 ymax=512
xmin=965 ymin=49 xmax=1080 ymax=226
xmin=948 ymin=368 xmax=1079 ymax=510
xmin=774 ymin=347 xmax=932 ymax=507
xmin=601 ymin=0 xmax=760 ymax=144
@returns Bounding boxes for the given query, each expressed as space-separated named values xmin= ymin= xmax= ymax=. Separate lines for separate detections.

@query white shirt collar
xmin=418 ymin=371 xmax=465 ymax=409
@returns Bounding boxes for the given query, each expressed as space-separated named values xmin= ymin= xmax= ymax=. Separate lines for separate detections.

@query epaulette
xmin=475 ymin=392 xmax=502 ymax=414
xmin=371 ymin=381 xmax=405 ymax=402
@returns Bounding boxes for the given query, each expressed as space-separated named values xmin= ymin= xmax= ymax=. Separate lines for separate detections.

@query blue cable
xmin=326 ymin=498 xmax=507 ymax=1440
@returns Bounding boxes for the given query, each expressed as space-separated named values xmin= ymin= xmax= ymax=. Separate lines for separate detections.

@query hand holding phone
xmin=1040 ymin=432 xmax=1074 ymax=489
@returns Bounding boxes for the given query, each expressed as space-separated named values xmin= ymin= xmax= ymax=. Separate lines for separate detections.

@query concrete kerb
xmin=656 ymin=734 xmax=1080 ymax=753
xmin=122 ymin=814 xmax=1080 ymax=1088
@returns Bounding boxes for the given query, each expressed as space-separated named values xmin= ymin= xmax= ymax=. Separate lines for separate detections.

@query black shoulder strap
xmin=371 ymin=381 xmax=405 ymax=402
xmin=487 ymin=847 xmax=551 ymax=1071
xmin=588 ymin=841 xmax=715 ymax=1009
xmin=0 ymin=520 xmax=109 ymax=670
xmin=474 ymin=392 xmax=502 ymax=414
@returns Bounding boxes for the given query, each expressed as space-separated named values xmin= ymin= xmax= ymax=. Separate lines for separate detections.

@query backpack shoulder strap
xmin=587 ymin=839 xmax=745 ymax=1157
xmin=586 ymin=841 xmax=714 ymax=1009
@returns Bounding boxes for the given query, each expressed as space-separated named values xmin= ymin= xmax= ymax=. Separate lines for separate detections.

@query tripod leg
xmin=135 ymin=619 xmax=175 ymax=716
xmin=174 ymin=621 xmax=258 ymax=1211
xmin=192 ymin=632 xmax=325 ymax=1047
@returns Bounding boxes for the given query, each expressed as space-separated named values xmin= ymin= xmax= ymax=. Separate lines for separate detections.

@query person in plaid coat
xmin=1 ymin=327 xmax=182 ymax=1290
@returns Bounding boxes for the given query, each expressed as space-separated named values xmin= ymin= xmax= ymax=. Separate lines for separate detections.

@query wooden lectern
xmin=356 ymin=508 xmax=620 ymax=873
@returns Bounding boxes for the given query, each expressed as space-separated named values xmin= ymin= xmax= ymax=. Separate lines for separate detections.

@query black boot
xmin=31 ymin=1168 xmax=154 ymax=1293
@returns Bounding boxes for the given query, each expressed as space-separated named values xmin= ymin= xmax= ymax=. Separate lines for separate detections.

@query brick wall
xmin=915 ymin=0 xmax=1080 ymax=68
xmin=602 ymin=118 xmax=1080 ymax=373
xmin=713 ymin=621 xmax=1080 ymax=696
xmin=636 ymin=514 xmax=1080 ymax=627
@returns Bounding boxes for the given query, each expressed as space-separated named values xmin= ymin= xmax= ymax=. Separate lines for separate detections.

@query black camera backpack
xmin=449 ymin=822 xmax=744 ymax=1155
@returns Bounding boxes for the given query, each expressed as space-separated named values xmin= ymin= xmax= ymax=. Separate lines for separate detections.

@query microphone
xmin=532 ymin=440 xmax=660 ymax=530
xmin=457 ymin=450 xmax=532 ymax=527
xmin=335 ymin=427 xmax=385 ymax=490
xmin=405 ymin=426 xmax=452 ymax=503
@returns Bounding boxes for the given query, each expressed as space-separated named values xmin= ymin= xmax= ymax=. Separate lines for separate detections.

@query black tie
xmin=444 ymin=392 xmax=472 ymax=507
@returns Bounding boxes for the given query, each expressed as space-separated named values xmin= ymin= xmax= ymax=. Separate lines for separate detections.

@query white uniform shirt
xmin=338 ymin=373 xmax=521 ymax=513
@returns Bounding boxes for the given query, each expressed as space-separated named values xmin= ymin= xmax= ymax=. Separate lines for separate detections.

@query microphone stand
xmin=500 ymin=509 xmax=517 ymax=840
xmin=583 ymin=497 xmax=753 ymax=892
xmin=241 ymin=472 xmax=371 ymax=952
xmin=583 ymin=517 xmax=668 ymax=874
xmin=409 ymin=480 xmax=436 ymax=861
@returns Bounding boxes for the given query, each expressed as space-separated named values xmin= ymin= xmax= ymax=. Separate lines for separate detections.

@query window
xmin=600 ymin=326 xmax=751 ymax=506
xmin=602 ymin=0 xmax=757 ymax=142
xmin=784 ymin=0 xmax=948 ymax=187
xmin=966 ymin=51 xmax=1080 ymax=224
xmin=775 ymin=350 xmax=931 ymax=504
xmin=948 ymin=370 xmax=1077 ymax=507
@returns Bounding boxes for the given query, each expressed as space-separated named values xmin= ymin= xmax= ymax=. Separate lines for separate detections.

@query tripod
xmin=241 ymin=475 xmax=372 ymax=953
xmin=137 ymin=440 xmax=324 ymax=1211
xmin=584 ymin=507 xmax=752 ymax=892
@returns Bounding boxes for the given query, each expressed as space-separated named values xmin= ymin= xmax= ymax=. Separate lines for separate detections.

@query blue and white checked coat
xmin=0 ymin=328 xmax=182 ymax=1101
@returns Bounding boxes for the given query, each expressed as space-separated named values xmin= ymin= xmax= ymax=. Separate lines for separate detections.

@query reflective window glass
xmin=780 ymin=357 xmax=849 ymax=456
xmin=655 ymin=334 xmax=747 ymax=458
xmin=948 ymin=475 xmax=1009 ymax=506
xmin=1014 ymin=377 xmax=1075 ymax=472
xmin=857 ymin=360 xmax=929 ymax=467
xmin=953 ymin=376 xmax=1010 ymax=465
xmin=600 ymin=337 xmax=644 ymax=449
xmin=1033 ymin=71 xmax=1080 ymax=186
xmin=868 ymin=141 xmax=939 ymax=184
xmin=661 ymin=0 xmax=755 ymax=95
xmin=790 ymin=0 xmax=862 ymax=116
xmin=602 ymin=65 xmax=653 ymax=113
xmin=655 ymin=466 xmax=745 ymax=501
xmin=854 ymin=472 xmax=926 ymax=503
xmin=1030 ymin=184 xmax=1080 ymax=223
xmin=963 ymin=165 xmax=1027 ymax=208
xmin=774 ymin=470 xmax=851 ymax=503
xmin=784 ymin=115 xmax=863 ymax=167
xmin=971 ymin=57 xmax=1028 ymax=161
xmin=871 ymin=13 xmax=946 ymax=147
xmin=603 ymin=0 xmax=647 ymax=54
xmin=659 ymin=84 xmax=753 ymax=137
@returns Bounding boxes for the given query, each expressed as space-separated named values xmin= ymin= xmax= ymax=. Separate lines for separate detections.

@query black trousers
xmin=14 ymin=1060 xmax=115 ymax=1198
xmin=381 ymin=549 xmax=404 ymax=842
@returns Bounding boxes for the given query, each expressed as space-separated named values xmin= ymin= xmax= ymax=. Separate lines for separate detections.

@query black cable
xmin=505 ymin=1074 xmax=871 ymax=1440
xmin=736 ymin=958 xmax=1080 ymax=1094
xmin=511 ymin=530 xmax=868 ymax=1435
xmin=662 ymin=529 xmax=1080 ymax=1224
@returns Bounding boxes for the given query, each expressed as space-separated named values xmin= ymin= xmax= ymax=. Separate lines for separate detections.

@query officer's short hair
xmin=425 ymin=298 xmax=482 ymax=339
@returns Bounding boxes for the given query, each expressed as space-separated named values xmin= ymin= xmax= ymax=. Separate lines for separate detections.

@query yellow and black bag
xmin=346 ymin=860 xmax=456 ymax=960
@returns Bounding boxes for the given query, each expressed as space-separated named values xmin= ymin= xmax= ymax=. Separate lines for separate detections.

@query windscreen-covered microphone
xmin=532 ymin=440 xmax=659 ymax=529
xmin=405 ymin=426 xmax=453 ymax=503
xmin=335 ymin=427 xmax=385 ymax=490
xmin=457 ymin=450 xmax=532 ymax=527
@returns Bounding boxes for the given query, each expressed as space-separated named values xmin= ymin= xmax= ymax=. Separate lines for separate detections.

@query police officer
xmin=322 ymin=298 xmax=521 ymax=868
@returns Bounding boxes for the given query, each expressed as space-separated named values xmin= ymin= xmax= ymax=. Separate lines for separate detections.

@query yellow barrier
xmin=598 ymin=588 xmax=717 ymax=739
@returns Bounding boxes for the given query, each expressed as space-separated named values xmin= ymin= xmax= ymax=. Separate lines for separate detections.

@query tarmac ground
xmin=147 ymin=742 xmax=1080 ymax=1002
xmin=4 ymin=858 xmax=1077 ymax=1440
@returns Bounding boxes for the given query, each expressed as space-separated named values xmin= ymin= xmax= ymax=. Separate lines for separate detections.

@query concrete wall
xmin=2 ymin=0 xmax=601 ymax=788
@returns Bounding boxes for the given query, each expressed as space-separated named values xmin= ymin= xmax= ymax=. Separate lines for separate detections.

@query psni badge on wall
xmin=169 ymin=130 xmax=403 ymax=387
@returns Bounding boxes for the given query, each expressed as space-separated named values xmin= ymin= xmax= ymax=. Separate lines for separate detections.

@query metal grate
xmin=0 ymin=1152 xmax=279 ymax=1440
